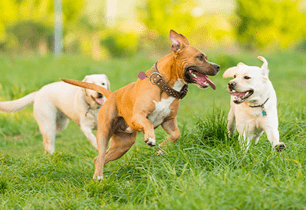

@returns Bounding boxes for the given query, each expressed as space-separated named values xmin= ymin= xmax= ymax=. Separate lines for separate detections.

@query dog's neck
xmin=155 ymin=53 xmax=184 ymax=88
xmin=244 ymin=92 xmax=271 ymax=107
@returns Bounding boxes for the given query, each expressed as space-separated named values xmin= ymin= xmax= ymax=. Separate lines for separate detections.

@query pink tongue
xmin=193 ymin=72 xmax=216 ymax=90
xmin=229 ymin=91 xmax=246 ymax=97
xmin=95 ymin=98 xmax=104 ymax=105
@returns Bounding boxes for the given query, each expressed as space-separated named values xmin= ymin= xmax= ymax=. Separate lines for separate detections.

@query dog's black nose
xmin=228 ymin=81 xmax=236 ymax=90
xmin=97 ymin=92 xmax=103 ymax=98
xmin=214 ymin=64 xmax=220 ymax=72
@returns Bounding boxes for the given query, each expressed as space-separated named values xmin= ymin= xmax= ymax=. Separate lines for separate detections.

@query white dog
xmin=0 ymin=74 xmax=110 ymax=154
xmin=223 ymin=56 xmax=285 ymax=151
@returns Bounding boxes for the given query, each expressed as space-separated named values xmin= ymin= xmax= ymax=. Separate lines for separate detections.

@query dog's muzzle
xmin=97 ymin=92 xmax=103 ymax=98
xmin=184 ymin=63 xmax=219 ymax=90
xmin=227 ymin=81 xmax=254 ymax=104
xmin=228 ymin=81 xmax=236 ymax=91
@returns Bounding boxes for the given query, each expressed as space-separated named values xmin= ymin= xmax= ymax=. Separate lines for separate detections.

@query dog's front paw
xmin=93 ymin=174 xmax=104 ymax=181
xmin=144 ymin=138 xmax=156 ymax=147
xmin=273 ymin=142 xmax=286 ymax=152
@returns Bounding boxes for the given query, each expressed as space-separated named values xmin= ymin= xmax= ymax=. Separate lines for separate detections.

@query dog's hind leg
xmin=34 ymin=101 xmax=57 ymax=154
xmin=239 ymin=125 xmax=254 ymax=151
xmin=157 ymin=118 xmax=180 ymax=155
xmin=56 ymin=110 xmax=69 ymax=135
xmin=93 ymin=96 xmax=118 ymax=181
xmin=93 ymin=128 xmax=112 ymax=181
xmin=104 ymin=132 xmax=137 ymax=164
xmin=254 ymin=131 xmax=264 ymax=145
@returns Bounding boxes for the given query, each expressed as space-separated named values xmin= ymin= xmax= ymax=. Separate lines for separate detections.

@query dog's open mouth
xmin=228 ymin=89 xmax=254 ymax=104
xmin=91 ymin=95 xmax=104 ymax=105
xmin=185 ymin=68 xmax=216 ymax=90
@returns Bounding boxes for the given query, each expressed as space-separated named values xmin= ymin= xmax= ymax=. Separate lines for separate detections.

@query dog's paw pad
xmin=144 ymin=138 xmax=156 ymax=147
xmin=274 ymin=143 xmax=286 ymax=152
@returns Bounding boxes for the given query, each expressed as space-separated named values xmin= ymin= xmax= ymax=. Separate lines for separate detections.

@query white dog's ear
xmin=237 ymin=62 xmax=246 ymax=66
xmin=104 ymin=75 xmax=111 ymax=90
xmin=258 ymin=56 xmax=269 ymax=76
xmin=82 ymin=76 xmax=89 ymax=82
xmin=81 ymin=76 xmax=89 ymax=94
xmin=223 ymin=67 xmax=238 ymax=78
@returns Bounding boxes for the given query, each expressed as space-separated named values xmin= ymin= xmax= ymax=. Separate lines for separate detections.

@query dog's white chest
xmin=147 ymin=79 xmax=184 ymax=127
xmin=148 ymin=97 xmax=175 ymax=127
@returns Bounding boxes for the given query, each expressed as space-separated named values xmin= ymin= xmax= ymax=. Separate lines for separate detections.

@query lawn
xmin=0 ymin=51 xmax=305 ymax=209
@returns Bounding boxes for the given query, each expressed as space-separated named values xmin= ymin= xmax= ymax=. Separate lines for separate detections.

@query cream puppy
xmin=223 ymin=56 xmax=285 ymax=151
xmin=0 ymin=74 xmax=110 ymax=154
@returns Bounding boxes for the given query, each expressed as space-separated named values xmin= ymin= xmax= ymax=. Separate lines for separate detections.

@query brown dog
xmin=62 ymin=30 xmax=220 ymax=180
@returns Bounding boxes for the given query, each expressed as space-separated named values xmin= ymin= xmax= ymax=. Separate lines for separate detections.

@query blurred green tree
xmin=0 ymin=0 xmax=84 ymax=53
xmin=138 ymin=0 xmax=198 ymax=36
xmin=235 ymin=0 xmax=306 ymax=50
xmin=137 ymin=0 xmax=199 ymax=53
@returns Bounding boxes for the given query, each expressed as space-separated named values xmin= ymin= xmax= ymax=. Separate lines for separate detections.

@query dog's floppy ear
xmin=223 ymin=67 xmax=238 ymax=78
xmin=103 ymin=75 xmax=111 ymax=91
xmin=258 ymin=56 xmax=269 ymax=76
xmin=82 ymin=76 xmax=89 ymax=82
xmin=170 ymin=29 xmax=188 ymax=53
xmin=81 ymin=76 xmax=89 ymax=94
xmin=237 ymin=62 xmax=246 ymax=66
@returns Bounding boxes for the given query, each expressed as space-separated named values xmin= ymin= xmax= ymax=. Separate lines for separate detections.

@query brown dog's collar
xmin=148 ymin=62 xmax=188 ymax=99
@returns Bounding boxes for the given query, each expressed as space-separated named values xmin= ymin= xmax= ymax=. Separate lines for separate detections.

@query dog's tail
xmin=0 ymin=92 xmax=37 ymax=112
xmin=62 ymin=78 xmax=112 ymax=98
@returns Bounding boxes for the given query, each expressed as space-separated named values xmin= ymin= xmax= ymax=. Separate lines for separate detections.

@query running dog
xmin=223 ymin=56 xmax=285 ymax=151
xmin=63 ymin=30 xmax=220 ymax=180
xmin=0 ymin=74 xmax=110 ymax=153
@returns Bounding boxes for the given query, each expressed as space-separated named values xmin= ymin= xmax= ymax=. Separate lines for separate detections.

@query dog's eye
xmin=234 ymin=75 xmax=236 ymax=78
xmin=102 ymin=83 xmax=105 ymax=85
xmin=244 ymin=76 xmax=251 ymax=79
xmin=197 ymin=54 xmax=204 ymax=61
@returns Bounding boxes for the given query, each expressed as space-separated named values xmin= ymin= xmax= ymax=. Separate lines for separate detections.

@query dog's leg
xmin=40 ymin=128 xmax=56 ymax=154
xmin=104 ymin=132 xmax=137 ymax=164
xmin=93 ymin=128 xmax=112 ymax=181
xmin=131 ymin=114 xmax=156 ymax=147
xmin=263 ymin=126 xmax=286 ymax=151
xmin=254 ymin=131 xmax=264 ymax=145
xmin=56 ymin=111 xmax=69 ymax=135
xmin=158 ymin=118 xmax=180 ymax=155
xmin=228 ymin=107 xmax=236 ymax=138
xmin=80 ymin=124 xmax=98 ymax=150
xmin=239 ymin=132 xmax=252 ymax=151
xmin=238 ymin=125 xmax=254 ymax=151
xmin=93 ymin=97 xmax=117 ymax=181
xmin=34 ymin=102 xmax=57 ymax=154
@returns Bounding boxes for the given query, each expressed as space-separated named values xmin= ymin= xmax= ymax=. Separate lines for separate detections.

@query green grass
xmin=0 ymin=51 xmax=305 ymax=209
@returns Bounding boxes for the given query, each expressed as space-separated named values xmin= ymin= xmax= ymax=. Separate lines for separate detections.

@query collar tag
xmin=249 ymin=98 xmax=269 ymax=117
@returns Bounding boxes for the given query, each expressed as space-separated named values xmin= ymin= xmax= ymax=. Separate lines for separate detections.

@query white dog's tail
xmin=0 ymin=92 xmax=37 ymax=112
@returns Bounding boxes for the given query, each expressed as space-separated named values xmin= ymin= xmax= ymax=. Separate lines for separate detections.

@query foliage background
xmin=0 ymin=0 xmax=305 ymax=58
